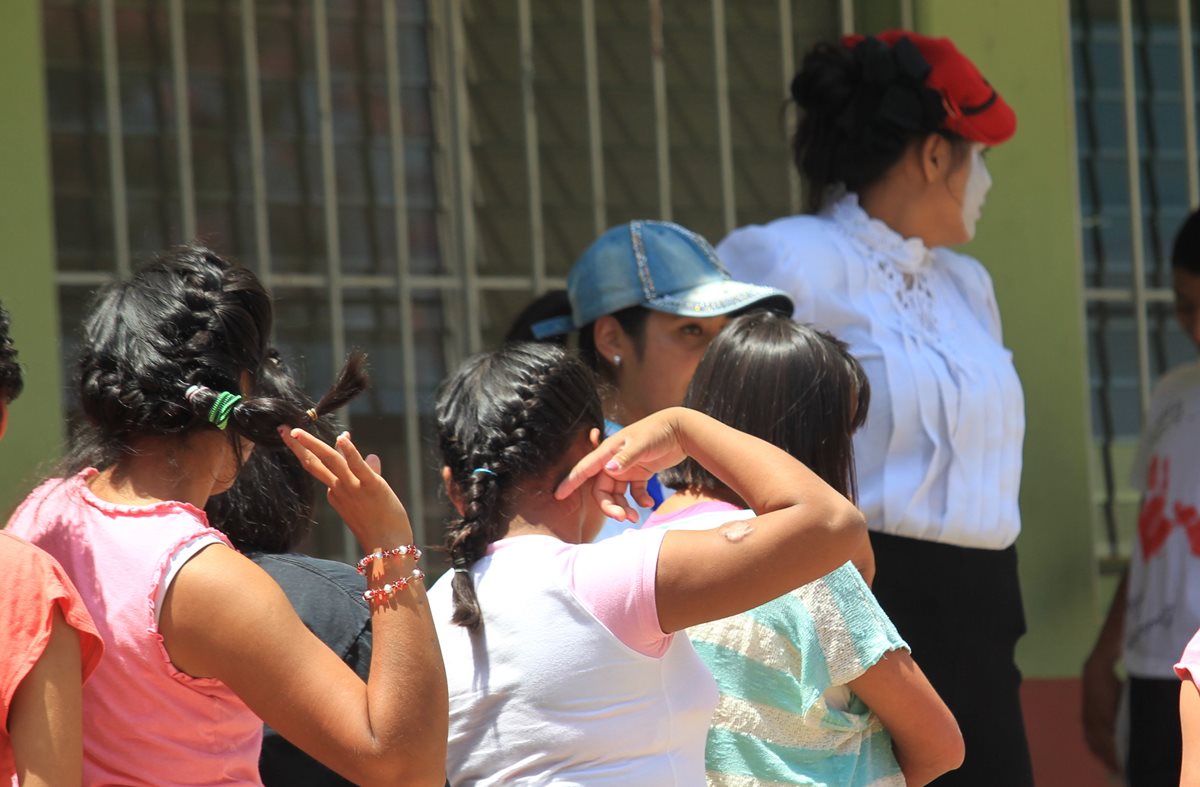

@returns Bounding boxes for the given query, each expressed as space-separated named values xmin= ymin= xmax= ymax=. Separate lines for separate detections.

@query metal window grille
xmin=43 ymin=0 xmax=911 ymax=563
xmin=1072 ymin=0 xmax=1200 ymax=567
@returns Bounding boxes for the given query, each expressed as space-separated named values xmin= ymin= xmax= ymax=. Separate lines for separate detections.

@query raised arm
xmin=159 ymin=430 xmax=448 ymax=787
xmin=557 ymin=407 xmax=867 ymax=632
xmin=9 ymin=606 xmax=85 ymax=787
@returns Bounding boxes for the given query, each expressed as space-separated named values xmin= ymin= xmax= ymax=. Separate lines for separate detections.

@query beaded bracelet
xmin=355 ymin=544 xmax=421 ymax=575
xmin=362 ymin=569 xmax=426 ymax=604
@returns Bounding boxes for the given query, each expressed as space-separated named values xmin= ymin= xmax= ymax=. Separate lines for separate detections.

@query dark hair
xmin=0 ymin=302 xmax=23 ymax=404
xmin=1173 ymin=209 xmax=1200 ymax=276
xmin=62 ymin=244 xmax=367 ymax=474
xmin=505 ymin=288 xmax=650 ymax=381
xmin=791 ymin=35 xmax=965 ymax=212
xmin=204 ymin=350 xmax=341 ymax=554
xmin=504 ymin=290 xmax=572 ymax=346
xmin=578 ymin=306 xmax=650 ymax=379
xmin=659 ymin=312 xmax=869 ymax=501
xmin=435 ymin=342 xmax=604 ymax=631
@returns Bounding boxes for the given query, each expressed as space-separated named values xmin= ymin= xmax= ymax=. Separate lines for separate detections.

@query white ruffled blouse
xmin=717 ymin=193 xmax=1024 ymax=550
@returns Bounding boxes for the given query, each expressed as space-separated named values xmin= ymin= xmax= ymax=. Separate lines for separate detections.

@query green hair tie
xmin=207 ymin=391 xmax=242 ymax=431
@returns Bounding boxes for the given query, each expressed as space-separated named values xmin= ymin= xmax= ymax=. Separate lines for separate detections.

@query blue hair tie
xmin=471 ymin=467 xmax=497 ymax=478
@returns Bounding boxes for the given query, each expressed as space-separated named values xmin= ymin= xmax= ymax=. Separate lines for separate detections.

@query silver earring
xmin=612 ymin=354 xmax=622 ymax=368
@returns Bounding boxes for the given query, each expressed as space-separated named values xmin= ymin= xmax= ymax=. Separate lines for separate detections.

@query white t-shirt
xmin=1125 ymin=360 xmax=1200 ymax=678
xmin=429 ymin=528 xmax=718 ymax=785
xmin=717 ymin=193 xmax=1025 ymax=549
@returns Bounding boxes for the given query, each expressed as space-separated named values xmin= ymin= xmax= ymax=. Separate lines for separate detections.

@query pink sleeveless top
xmin=6 ymin=470 xmax=263 ymax=786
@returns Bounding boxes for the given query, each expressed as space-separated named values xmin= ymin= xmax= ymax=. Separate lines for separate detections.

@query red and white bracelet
xmin=362 ymin=569 xmax=426 ymax=604
xmin=355 ymin=544 xmax=422 ymax=575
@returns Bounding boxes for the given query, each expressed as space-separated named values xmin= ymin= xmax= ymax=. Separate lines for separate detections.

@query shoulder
xmin=935 ymin=247 xmax=997 ymax=298
xmin=250 ymin=553 xmax=370 ymax=637
xmin=1152 ymin=359 xmax=1200 ymax=404
xmin=0 ymin=531 xmax=103 ymax=683
xmin=718 ymin=216 xmax=846 ymax=291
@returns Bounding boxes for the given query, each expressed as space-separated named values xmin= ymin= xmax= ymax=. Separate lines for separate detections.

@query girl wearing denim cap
xmin=520 ymin=221 xmax=792 ymax=539
xmin=429 ymin=340 xmax=867 ymax=785
xmin=717 ymin=31 xmax=1028 ymax=786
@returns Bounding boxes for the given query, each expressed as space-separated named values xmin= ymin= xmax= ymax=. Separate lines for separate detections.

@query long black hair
xmin=435 ymin=342 xmax=604 ymax=631
xmin=62 ymin=244 xmax=366 ymax=474
xmin=791 ymin=35 xmax=966 ymax=212
xmin=659 ymin=312 xmax=869 ymax=501
xmin=204 ymin=350 xmax=342 ymax=554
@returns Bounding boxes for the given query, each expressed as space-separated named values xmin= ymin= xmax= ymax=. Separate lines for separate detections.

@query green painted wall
xmin=0 ymin=0 xmax=65 ymax=518
xmin=910 ymin=0 xmax=1097 ymax=677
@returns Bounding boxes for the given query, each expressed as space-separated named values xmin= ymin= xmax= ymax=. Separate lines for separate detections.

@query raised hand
xmin=554 ymin=409 xmax=694 ymax=522
xmin=280 ymin=427 xmax=412 ymax=548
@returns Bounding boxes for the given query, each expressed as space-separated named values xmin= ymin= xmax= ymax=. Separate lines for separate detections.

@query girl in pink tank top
xmin=6 ymin=247 xmax=447 ymax=786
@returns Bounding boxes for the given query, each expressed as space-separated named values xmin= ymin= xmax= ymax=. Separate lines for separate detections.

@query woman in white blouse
xmin=718 ymin=31 xmax=1028 ymax=786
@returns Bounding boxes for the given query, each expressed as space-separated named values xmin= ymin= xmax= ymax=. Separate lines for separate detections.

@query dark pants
xmin=1127 ymin=676 xmax=1182 ymax=786
xmin=869 ymin=531 xmax=1033 ymax=787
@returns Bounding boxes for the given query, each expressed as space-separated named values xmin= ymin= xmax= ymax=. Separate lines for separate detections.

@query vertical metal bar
xmin=314 ymin=0 xmax=352 ymax=559
xmin=100 ymin=0 xmax=130 ymax=274
xmin=382 ymin=0 xmax=426 ymax=545
xmin=649 ymin=0 xmax=672 ymax=221
xmin=168 ymin=0 xmax=196 ymax=240
xmin=1119 ymin=0 xmax=1153 ymax=414
xmin=779 ymin=0 xmax=800 ymax=214
xmin=1181 ymin=0 xmax=1200 ymax=207
xmin=582 ymin=0 xmax=607 ymax=234
xmin=448 ymin=0 xmax=480 ymax=353
xmin=712 ymin=0 xmax=735 ymax=234
xmin=241 ymin=0 xmax=272 ymax=287
xmin=840 ymin=0 xmax=855 ymax=36
xmin=518 ymin=0 xmax=546 ymax=292
xmin=900 ymin=0 xmax=914 ymax=30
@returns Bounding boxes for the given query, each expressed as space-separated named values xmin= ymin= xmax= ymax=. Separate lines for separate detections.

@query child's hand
xmin=281 ymin=427 xmax=412 ymax=548
xmin=554 ymin=408 xmax=693 ymax=521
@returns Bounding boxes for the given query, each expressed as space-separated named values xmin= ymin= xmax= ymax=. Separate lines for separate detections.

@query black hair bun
xmin=792 ymin=36 xmax=946 ymax=141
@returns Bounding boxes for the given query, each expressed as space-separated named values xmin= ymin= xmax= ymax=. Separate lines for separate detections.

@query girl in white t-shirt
xmin=428 ymin=342 xmax=868 ymax=785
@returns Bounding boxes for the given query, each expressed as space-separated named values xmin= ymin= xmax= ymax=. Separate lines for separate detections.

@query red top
xmin=0 ymin=530 xmax=103 ymax=780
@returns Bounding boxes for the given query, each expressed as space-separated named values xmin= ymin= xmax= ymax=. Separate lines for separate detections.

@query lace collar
xmin=827 ymin=192 xmax=934 ymax=275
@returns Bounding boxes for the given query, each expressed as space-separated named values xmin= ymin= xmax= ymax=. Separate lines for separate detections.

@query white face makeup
xmin=960 ymin=145 xmax=992 ymax=240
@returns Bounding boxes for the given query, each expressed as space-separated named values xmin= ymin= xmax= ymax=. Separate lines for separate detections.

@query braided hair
xmin=435 ymin=342 xmax=604 ymax=631
xmin=791 ymin=34 xmax=967 ymax=212
xmin=62 ymin=244 xmax=367 ymax=474
xmin=204 ymin=349 xmax=341 ymax=554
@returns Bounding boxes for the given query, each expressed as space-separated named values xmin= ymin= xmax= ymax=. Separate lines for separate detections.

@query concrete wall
xmin=0 ymin=0 xmax=65 ymax=518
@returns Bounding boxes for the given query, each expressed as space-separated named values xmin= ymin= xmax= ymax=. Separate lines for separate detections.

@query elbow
xmin=833 ymin=501 xmax=867 ymax=548
xmin=353 ymin=759 xmax=446 ymax=787
xmin=900 ymin=726 xmax=965 ymax=786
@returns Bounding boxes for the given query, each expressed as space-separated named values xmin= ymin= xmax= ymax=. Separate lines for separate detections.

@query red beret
xmin=843 ymin=30 xmax=1017 ymax=146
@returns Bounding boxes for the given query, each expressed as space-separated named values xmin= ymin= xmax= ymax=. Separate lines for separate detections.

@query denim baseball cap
xmin=550 ymin=221 xmax=793 ymax=332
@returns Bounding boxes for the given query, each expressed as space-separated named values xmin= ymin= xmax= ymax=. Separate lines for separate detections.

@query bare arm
xmin=1082 ymin=569 xmax=1128 ymax=774
xmin=557 ymin=407 xmax=867 ymax=632
xmin=848 ymin=650 xmax=964 ymax=786
xmin=160 ymin=431 xmax=448 ymax=787
xmin=1182 ymin=679 xmax=1200 ymax=785
xmin=9 ymin=606 xmax=84 ymax=787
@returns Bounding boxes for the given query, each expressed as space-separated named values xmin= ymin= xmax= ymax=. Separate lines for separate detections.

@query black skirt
xmin=868 ymin=530 xmax=1034 ymax=787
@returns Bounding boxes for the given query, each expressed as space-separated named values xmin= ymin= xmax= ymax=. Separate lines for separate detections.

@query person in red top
xmin=0 ymin=301 xmax=103 ymax=786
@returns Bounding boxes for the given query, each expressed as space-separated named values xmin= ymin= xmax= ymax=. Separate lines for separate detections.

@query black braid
xmin=436 ymin=342 xmax=604 ymax=632
xmin=61 ymin=244 xmax=369 ymax=475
